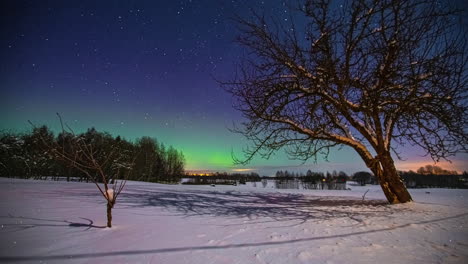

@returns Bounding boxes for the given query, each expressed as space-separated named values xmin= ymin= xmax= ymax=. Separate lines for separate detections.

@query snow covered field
xmin=0 ymin=178 xmax=467 ymax=264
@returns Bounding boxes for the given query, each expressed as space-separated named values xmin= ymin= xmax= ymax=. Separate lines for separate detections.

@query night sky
xmin=1 ymin=0 xmax=467 ymax=175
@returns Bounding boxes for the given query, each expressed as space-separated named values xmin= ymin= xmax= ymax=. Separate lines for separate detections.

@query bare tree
xmin=225 ymin=0 xmax=467 ymax=203
xmin=30 ymin=114 xmax=135 ymax=227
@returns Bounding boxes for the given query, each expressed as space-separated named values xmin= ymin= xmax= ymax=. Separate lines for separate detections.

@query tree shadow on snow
xmin=114 ymin=187 xmax=394 ymax=226
xmin=31 ymin=186 xmax=397 ymax=226
xmin=0 ymin=215 xmax=106 ymax=233
xmin=1 ymin=212 xmax=467 ymax=262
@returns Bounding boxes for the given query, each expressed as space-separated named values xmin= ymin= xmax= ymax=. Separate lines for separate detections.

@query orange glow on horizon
xmin=232 ymin=168 xmax=256 ymax=172
xmin=395 ymin=160 xmax=465 ymax=173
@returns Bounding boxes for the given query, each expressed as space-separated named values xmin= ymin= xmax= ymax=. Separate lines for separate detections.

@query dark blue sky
xmin=1 ymin=0 xmax=466 ymax=175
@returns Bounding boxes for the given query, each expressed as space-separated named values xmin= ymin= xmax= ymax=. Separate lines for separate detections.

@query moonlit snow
xmin=105 ymin=189 xmax=114 ymax=202
xmin=0 ymin=178 xmax=467 ymax=263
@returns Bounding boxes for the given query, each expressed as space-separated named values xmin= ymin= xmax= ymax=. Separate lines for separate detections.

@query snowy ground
xmin=0 ymin=178 xmax=467 ymax=264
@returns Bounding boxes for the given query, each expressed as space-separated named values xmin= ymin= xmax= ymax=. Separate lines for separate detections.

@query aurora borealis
xmin=1 ymin=0 xmax=467 ymax=175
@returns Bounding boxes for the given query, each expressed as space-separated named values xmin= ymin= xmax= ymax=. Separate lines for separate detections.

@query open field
xmin=1 ymin=178 xmax=467 ymax=263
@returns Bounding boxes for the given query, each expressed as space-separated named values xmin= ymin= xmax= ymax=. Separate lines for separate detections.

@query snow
xmin=105 ymin=189 xmax=114 ymax=202
xmin=0 ymin=178 xmax=467 ymax=264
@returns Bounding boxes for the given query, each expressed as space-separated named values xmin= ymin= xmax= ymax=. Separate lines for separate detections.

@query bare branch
xmin=224 ymin=0 xmax=466 ymax=204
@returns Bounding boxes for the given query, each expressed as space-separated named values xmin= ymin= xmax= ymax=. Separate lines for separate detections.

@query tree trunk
xmin=371 ymin=153 xmax=413 ymax=204
xmin=106 ymin=202 xmax=113 ymax=228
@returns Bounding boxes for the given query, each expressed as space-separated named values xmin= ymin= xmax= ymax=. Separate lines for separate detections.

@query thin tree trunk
xmin=371 ymin=153 xmax=413 ymax=204
xmin=107 ymin=202 xmax=113 ymax=228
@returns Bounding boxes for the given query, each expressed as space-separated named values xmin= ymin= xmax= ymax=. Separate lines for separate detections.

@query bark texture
xmin=360 ymin=151 xmax=412 ymax=204
xmin=107 ymin=202 xmax=113 ymax=228
xmin=372 ymin=157 xmax=412 ymax=204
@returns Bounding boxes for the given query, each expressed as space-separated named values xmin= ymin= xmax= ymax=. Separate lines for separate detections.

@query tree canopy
xmin=225 ymin=0 xmax=467 ymax=203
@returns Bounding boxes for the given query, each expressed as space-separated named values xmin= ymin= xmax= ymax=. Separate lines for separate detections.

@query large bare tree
xmin=30 ymin=114 xmax=135 ymax=227
xmin=225 ymin=0 xmax=467 ymax=203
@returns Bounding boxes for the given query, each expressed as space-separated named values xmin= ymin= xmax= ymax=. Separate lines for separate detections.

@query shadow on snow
xmin=1 ymin=212 xmax=467 ymax=262
xmin=117 ymin=187 xmax=392 ymax=224
xmin=0 ymin=215 xmax=106 ymax=233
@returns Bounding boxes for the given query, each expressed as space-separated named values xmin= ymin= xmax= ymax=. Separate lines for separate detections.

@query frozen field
xmin=0 ymin=178 xmax=467 ymax=264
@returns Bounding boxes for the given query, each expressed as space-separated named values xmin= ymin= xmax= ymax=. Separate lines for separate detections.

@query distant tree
xmin=0 ymin=132 xmax=27 ymax=177
xmin=353 ymin=171 xmax=373 ymax=186
xmin=131 ymin=137 xmax=185 ymax=183
xmin=30 ymin=115 xmax=135 ymax=228
xmin=276 ymin=170 xmax=284 ymax=177
xmin=226 ymin=0 xmax=467 ymax=203
xmin=23 ymin=126 xmax=57 ymax=179
xmin=417 ymin=164 xmax=458 ymax=175
xmin=338 ymin=171 xmax=348 ymax=178
xmin=152 ymin=143 xmax=165 ymax=181
xmin=302 ymin=170 xmax=324 ymax=189
xmin=337 ymin=171 xmax=348 ymax=183
xmin=165 ymin=146 xmax=185 ymax=182
xmin=134 ymin=137 xmax=158 ymax=182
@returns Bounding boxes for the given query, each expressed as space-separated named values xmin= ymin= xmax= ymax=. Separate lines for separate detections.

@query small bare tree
xmin=225 ymin=0 xmax=467 ymax=204
xmin=30 ymin=114 xmax=135 ymax=227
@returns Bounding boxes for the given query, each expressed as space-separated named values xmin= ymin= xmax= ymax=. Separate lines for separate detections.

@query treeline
xmin=416 ymin=164 xmax=458 ymax=175
xmin=182 ymin=170 xmax=349 ymax=190
xmin=273 ymin=170 xmax=348 ymax=190
xmin=183 ymin=172 xmax=261 ymax=185
xmin=271 ymin=169 xmax=468 ymax=189
xmin=351 ymin=169 xmax=468 ymax=189
xmin=275 ymin=170 xmax=349 ymax=180
xmin=0 ymin=126 xmax=185 ymax=183
xmin=400 ymin=170 xmax=468 ymax=189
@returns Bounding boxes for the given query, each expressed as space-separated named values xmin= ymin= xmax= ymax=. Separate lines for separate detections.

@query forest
xmin=0 ymin=126 xmax=185 ymax=183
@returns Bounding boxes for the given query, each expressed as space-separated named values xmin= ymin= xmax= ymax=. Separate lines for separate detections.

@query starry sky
xmin=1 ymin=0 xmax=467 ymax=175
